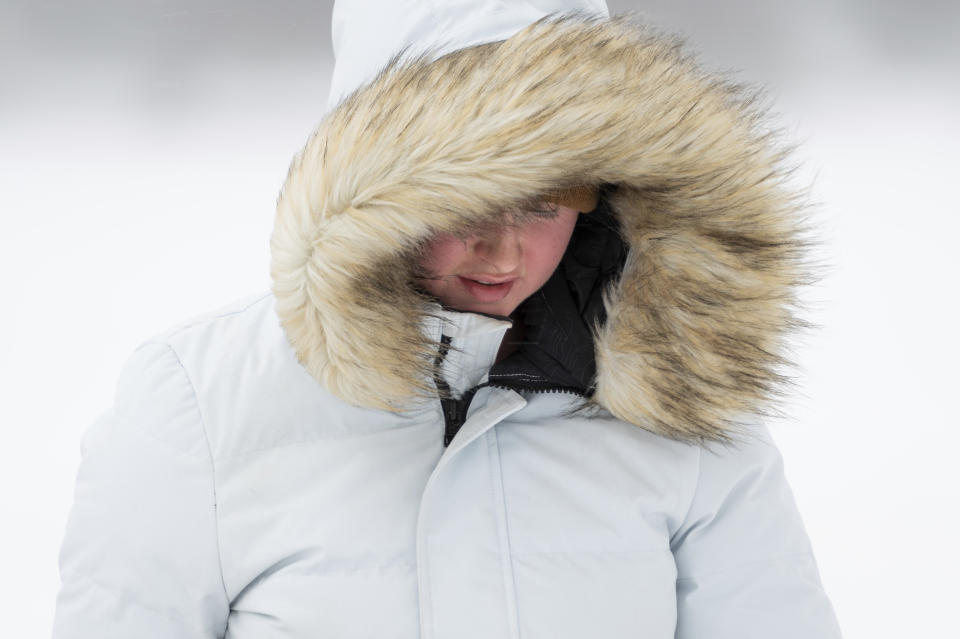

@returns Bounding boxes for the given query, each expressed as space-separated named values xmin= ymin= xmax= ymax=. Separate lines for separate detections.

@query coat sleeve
xmin=670 ymin=419 xmax=843 ymax=639
xmin=52 ymin=342 xmax=230 ymax=639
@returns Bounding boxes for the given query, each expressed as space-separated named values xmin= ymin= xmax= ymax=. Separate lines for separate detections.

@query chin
xmin=464 ymin=299 xmax=517 ymax=317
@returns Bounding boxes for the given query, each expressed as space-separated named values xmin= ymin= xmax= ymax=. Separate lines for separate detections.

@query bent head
xmin=416 ymin=203 xmax=581 ymax=317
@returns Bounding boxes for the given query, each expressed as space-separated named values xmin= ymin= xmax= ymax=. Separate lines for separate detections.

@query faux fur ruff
xmin=270 ymin=12 xmax=819 ymax=446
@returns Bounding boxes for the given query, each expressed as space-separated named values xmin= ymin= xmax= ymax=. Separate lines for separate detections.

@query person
xmin=52 ymin=1 xmax=844 ymax=638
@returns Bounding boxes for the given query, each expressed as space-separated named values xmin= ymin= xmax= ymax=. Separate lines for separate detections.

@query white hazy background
xmin=3 ymin=0 xmax=958 ymax=636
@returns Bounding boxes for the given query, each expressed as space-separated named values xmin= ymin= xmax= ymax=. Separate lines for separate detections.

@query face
xmin=416 ymin=204 xmax=580 ymax=317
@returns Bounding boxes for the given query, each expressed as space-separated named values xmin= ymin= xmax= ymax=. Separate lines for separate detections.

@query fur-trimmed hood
xmin=270 ymin=8 xmax=818 ymax=445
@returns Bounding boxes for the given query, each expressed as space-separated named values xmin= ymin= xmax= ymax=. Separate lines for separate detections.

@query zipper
xmin=485 ymin=382 xmax=586 ymax=396
xmin=433 ymin=334 xmax=589 ymax=447
xmin=441 ymin=391 xmax=474 ymax=447
xmin=439 ymin=379 xmax=587 ymax=447
xmin=433 ymin=335 xmax=469 ymax=446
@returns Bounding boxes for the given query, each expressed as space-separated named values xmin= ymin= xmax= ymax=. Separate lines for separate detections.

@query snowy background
xmin=2 ymin=0 xmax=958 ymax=636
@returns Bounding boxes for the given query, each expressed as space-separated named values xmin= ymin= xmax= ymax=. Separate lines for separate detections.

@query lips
xmin=457 ymin=276 xmax=516 ymax=302
xmin=459 ymin=274 xmax=518 ymax=285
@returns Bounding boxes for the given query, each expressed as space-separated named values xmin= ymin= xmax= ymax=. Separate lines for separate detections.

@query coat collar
xmin=421 ymin=305 xmax=512 ymax=400
xmin=270 ymin=14 xmax=815 ymax=445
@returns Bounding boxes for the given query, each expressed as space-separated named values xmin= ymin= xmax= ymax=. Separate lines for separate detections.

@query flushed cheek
xmin=521 ymin=233 xmax=569 ymax=280
xmin=419 ymin=234 xmax=467 ymax=276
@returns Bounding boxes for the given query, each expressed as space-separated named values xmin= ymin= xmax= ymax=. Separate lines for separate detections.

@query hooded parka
xmin=53 ymin=1 xmax=843 ymax=638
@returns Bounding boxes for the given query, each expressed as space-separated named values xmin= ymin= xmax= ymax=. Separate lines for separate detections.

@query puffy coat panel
xmin=53 ymin=342 xmax=230 ymax=639
xmin=670 ymin=423 xmax=844 ymax=638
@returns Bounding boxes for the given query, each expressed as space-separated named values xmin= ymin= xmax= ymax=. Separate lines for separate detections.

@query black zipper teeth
xmin=482 ymin=381 xmax=587 ymax=397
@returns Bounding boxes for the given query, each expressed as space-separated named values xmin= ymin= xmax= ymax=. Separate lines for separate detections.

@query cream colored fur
xmin=270 ymin=13 xmax=820 ymax=445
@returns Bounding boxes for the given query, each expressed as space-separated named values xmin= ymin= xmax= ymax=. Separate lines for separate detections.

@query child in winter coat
xmin=52 ymin=1 xmax=843 ymax=637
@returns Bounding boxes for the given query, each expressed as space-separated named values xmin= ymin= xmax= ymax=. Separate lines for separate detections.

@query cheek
xmin=523 ymin=215 xmax=578 ymax=279
xmin=419 ymin=234 xmax=466 ymax=276
xmin=526 ymin=242 xmax=565 ymax=280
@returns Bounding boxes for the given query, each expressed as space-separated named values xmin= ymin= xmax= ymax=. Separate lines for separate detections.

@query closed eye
xmin=528 ymin=201 xmax=560 ymax=218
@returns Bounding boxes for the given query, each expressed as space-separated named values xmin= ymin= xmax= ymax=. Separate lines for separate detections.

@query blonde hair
xmin=541 ymin=185 xmax=599 ymax=213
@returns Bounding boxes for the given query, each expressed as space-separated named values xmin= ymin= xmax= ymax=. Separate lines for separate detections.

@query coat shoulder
xmin=135 ymin=291 xmax=387 ymax=460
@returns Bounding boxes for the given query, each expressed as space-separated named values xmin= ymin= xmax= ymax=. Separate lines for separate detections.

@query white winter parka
xmin=53 ymin=1 xmax=843 ymax=638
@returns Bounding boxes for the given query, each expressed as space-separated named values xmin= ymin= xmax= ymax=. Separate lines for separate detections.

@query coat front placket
xmin=415 ymin=309 xmax=527 ymax=639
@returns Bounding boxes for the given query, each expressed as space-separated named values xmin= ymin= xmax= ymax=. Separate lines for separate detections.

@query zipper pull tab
xmin=441 ymin=388 xmax=478 ymax=447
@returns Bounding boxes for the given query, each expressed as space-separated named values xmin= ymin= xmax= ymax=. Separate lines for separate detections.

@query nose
xmin=469 ymin=221 xmax=522 ymax=273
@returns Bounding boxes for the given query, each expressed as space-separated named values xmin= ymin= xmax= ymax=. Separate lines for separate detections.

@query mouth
xmin=459 ymin=274 xmax=518 ymax=284
xmin=457 ymin=276 xmax=516 ymax=302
